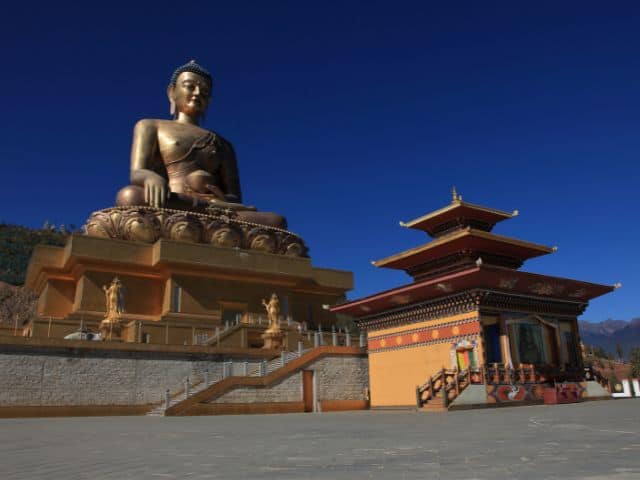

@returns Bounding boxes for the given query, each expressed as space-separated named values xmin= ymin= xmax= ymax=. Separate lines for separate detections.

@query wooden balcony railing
xmin=484 ymin=363 xmax=585 ymax=385
xmin=416 ymin=366 xmax=484 ymax=409
xmin=416 ymin=363 xmax=595 ymax=409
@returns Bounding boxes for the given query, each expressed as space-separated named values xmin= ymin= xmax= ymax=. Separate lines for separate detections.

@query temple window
xmin=306 ymin=304 xmax=314 ymax=329
xmin=563 ymin=330 xmax=579 ymax=366
xmin=505 ymin=315 xmax=562 ymax=366
xmin=171 ymin=284 xmax=182 ymax=313
xmin=482 ymin=323 xmax=502 ymax=364
xmin=219 ymin=301 xmax=247 ymax=325
xmin=222 ymin=309 xmax=243 ymax=324
xmin=509 ymin=322 xmax=547 ymax=364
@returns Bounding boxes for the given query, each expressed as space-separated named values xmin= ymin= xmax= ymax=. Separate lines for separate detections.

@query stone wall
xmin=210 ymin=354 xmax=369 ymax=404
xmin=314 ymin=356 xmax=369 ymax=401
xmin=0 ymin=345 xmax=258 ymax=407
xmin=212 ymin=374 xmax=302 ymax=403
xmin=0 ymin=342 xmax=369 ymax=411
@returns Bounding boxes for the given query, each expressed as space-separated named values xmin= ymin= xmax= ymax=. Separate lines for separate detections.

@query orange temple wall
xmin=367 ymin=311 xmax=484 ymax=407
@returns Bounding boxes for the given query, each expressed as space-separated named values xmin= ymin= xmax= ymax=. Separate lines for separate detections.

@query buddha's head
xmin=167 ymin=60 xmax=213 ymax=123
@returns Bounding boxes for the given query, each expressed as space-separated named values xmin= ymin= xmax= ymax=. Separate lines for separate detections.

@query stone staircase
xmin=248 ymin=350 xmax=306 ymax=376
xmin=147 ymin=376 xmax=213 ymax=416
xmin=419 ymin=389 xmax=447 ymax=412
xmin=146 ymin=351 xmax=308 ymax=416
xmin=416 ymin=367 xmax=480 ymax=413
xmin=147 ymin=361 xmax=262 ymax=416
xmin=163 ymin=345 xmax=366 ymax=416
xmin=204 ymin=323 xmax=243 ymax=347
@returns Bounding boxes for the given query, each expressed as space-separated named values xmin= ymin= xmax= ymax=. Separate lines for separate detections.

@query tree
xmin=616 ymin=343 xmax=624 ymax=361
xmin=0 ymin=224 xmax=67 ymax=285
xmin=0 ymin=283 xmax=37 ymax=331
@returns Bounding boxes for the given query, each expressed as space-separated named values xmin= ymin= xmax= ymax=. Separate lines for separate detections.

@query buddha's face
xmin=169 ymin=71 xmax=212 ymax=119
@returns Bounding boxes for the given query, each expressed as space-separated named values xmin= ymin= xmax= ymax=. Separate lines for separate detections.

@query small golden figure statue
xmin=103 ymin=277 xmax=124 ymax=319
xmin=261 ymin=293 xmax=284 ymax=349
xmin=100 ymin=277 xmax=124 ymax=341
xmin=262 ymin=293 xmax=281 ymax=334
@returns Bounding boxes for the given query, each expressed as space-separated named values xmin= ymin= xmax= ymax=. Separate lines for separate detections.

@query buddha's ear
xmin=167 ymin=85 xmax=176 ymax=117
xmin=166 ymin=84 xmax=175 ymax=101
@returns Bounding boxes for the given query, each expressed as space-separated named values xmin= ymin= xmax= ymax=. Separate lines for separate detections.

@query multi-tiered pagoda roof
xmin=333 ymin=190 xmax=615 ymax=316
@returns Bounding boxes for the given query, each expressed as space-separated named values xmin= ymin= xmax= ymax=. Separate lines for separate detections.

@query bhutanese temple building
xmin=332 ymin=190 xmax=617 ymax=409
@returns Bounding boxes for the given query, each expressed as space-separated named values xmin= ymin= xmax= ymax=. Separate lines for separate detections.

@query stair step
xmin=420 ymin=407 xmax=447 ymax=412
xmin=146 ymin=348 xmax=314 ymax=417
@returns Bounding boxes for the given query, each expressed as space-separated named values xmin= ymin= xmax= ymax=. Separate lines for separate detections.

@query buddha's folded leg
xmin=116 ymin=185 xmax=146 ymax=207
xmin=115 ymin=186 xmax=212 ymax=210
xmin=116 ymin=185 xmax=288 ymax=230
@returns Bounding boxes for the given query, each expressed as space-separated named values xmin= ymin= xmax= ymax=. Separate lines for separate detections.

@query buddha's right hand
xmin=143 ymin=173 xmax=168 ymax=208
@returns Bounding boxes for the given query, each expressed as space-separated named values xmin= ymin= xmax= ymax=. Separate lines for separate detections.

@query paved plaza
xmin=1 ymin=400 xmax=639 ymax=479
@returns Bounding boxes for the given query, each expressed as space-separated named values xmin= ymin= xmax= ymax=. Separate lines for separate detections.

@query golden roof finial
xmin=452 ymin=186 xmax=462 ymax=203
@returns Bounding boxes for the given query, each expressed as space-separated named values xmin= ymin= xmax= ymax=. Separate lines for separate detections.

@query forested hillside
xmin=0 ymin=224 xmax=68 ymax=286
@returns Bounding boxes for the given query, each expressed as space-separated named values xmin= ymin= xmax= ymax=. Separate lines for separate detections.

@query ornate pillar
xmin=499 ymin=317 xmax=513 ymax=367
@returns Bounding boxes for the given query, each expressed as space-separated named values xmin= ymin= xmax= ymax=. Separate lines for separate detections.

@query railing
xmin=417 ymin=363 xmax=592 ymax=410
xmin=484 ymin=363 xmax=585 ymax=385
xmin=416 ymin=366 xmax=483 ymax=408
xmin=165 ymin=344 xmax=367 ymax=416
xmin=203 ymin=314 xmax=364 ymax=349
xmin=305 ymin=328 xmax=365 ymax=348
xmin=152 ymin=341 xmax=346 ymax=415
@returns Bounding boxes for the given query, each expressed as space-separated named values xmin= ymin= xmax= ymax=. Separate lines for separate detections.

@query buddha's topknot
xmin=169 ymin=60 xmax=212 ymax=86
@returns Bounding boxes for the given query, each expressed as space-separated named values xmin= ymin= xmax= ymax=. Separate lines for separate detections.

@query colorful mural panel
xmin=486 ymin=382 xmax=586 ymax=404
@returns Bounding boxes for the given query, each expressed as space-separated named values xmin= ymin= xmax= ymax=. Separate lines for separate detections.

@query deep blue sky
xmin=1 ymin=2 xmax=638 ymax=321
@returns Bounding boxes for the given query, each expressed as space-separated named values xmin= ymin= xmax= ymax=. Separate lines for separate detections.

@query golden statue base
xmin=99 ymin=318 xmax=123 ymax=342
xmin=24 ymin=234 xmax=353 ymax=346
xmin=85 ymin=206 xmax=307 ymax=257
xmin=261 ymin=330 xmax=285 ymax=350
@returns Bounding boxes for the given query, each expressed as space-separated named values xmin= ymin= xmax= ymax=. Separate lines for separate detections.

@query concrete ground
xmin=1 ymin=399 xmax=639 ymax=480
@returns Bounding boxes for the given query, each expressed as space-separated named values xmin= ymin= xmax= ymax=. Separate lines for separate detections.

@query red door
xmin=302 ymin=370 xmax=314 ymax=412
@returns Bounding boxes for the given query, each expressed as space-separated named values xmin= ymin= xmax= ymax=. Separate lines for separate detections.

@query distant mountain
xmin=580 ymin=319 xmax=629 ymax=336
xmin=579 ymin=319 xmax=640 ymax=359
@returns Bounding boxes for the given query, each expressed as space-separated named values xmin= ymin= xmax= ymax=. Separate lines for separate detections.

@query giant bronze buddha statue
xmin=85 ymin=61 xmax=306 ymax=256
xmin=115 ymin=60 xmax=285 ymax=229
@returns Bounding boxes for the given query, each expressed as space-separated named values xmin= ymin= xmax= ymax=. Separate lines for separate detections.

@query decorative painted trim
xmin=369 ymin=314 xmax=478 ymax=340
xmin=369 ymin=333 xmax=479 ymax=354
xmin=356 ymin=289 xmax=586 ymax=332
xmin=486 ymin=382 xmax=587 ymax=404
xmin=368 ymin=317 xmax=480 ymax=353
xmin=481 ymin=290 xmax=586 ymax=317
xmin=356 ymin=291 xmax=485 ymax=332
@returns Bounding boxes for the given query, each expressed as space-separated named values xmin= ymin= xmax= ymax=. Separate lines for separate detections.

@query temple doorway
xmin=452 ymin=340 xmax=477 ymax=370
xmin=457 ymin=347 xmax=477 ymax=370
xmin=302 ymin=370 xmax=314 ymax=412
